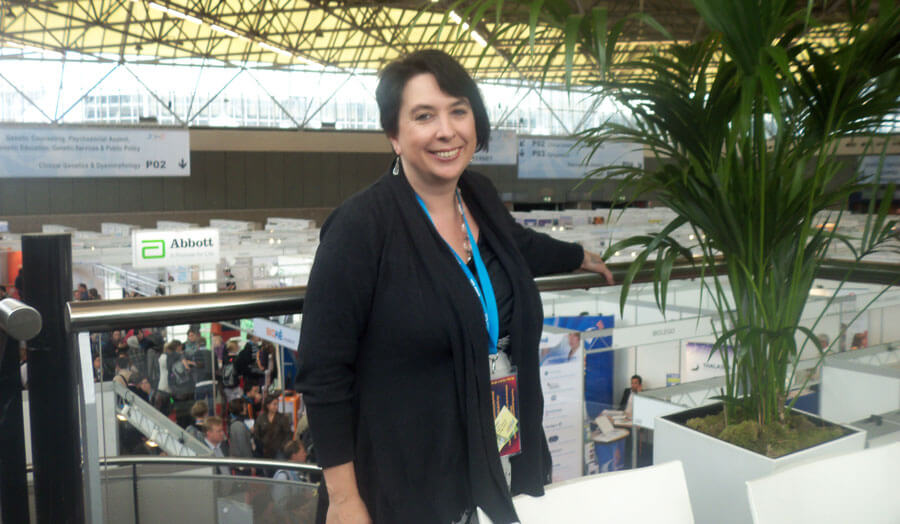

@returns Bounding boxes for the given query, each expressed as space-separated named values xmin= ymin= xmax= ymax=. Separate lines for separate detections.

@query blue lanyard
xmin=415 ymin=190 xmax=500 ymax=355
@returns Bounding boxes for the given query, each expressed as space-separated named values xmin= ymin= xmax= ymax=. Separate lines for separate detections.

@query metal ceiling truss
xmin=0 ymin=0 xmax=874 ymax=128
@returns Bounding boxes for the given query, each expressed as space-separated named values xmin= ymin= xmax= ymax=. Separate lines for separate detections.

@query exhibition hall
xmin=1 ymin=1 xmax=899 ymax=523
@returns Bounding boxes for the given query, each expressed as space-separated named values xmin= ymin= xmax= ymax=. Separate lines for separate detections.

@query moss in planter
xmin=685 ymin=411 xmax=846 ymax=458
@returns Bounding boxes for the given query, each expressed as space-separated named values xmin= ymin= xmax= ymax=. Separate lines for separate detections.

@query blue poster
xmin=544 ymin=315 xmax=615 ymax=418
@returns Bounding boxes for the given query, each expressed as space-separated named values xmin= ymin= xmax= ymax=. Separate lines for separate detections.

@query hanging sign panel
xmin=859 ymin=155 xmax=900 ymax=184
xmin=0 ymin=125 xmax=190 ymax=177
xmin=518 ymin=137 xmax=643 ymax=179
xmin=539 ymin=330 xmax=584 ymax=482
xmin=251 ymin=317 xmax=301 ymax=350
xmin=471 ymin=129 xmax=518 ymax=165
xmin=131 ymin=228 xmax=219 ymax=269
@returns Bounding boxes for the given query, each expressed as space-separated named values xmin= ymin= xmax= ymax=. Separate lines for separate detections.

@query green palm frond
xmin=459 ymin=0 xmax=900 ymax=426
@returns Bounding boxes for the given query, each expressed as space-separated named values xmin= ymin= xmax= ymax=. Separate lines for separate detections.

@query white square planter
xmin=654 ymin=404 xmax=866 ymax=524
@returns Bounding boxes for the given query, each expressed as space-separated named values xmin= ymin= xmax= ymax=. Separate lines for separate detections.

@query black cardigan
xmin=297 ymin=167 xmax=584 ymax=523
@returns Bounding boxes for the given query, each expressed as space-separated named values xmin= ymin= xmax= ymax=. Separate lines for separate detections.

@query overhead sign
xmin=131 ymin=228 xmax=219 ymax=268
xmin=0 ymin=125 xmax=190 ymax=177
xmin=859 ymin=155 xmax=900 ymax=184
xmin=518 ymin=137 xmax=643 ymax=179
xmin=471 ymin=129 xmax=517 ymax=165
xmin=251 ymin=317 xmax=300 ymax=350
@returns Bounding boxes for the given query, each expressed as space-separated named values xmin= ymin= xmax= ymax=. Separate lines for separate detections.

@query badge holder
xmin=490 ymin=359 xmax=521 ymax=458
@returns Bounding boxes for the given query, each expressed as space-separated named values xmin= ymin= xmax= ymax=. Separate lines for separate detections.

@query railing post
xmin=0 ymin=331 xmax=30 ymax=523
xmin=22 ymin=233 xmax=86 ymax=523
xmin=132 ymin=463 xmax=140 ymax=524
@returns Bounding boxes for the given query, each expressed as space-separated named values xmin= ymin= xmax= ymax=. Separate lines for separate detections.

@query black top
xmin=469 ymin=235 xmax=513 ymax=339
xmin=297 ymin=167 xmax=584 ymax=523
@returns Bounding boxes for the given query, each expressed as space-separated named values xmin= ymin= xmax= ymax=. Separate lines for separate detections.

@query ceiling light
xmin=258 ymin=42 xmax=292 ymax=58
xmin=211 ymin=24 xmax=243 ymax=40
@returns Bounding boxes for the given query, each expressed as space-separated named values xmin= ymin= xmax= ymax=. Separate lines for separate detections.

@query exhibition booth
xmin=3 ymin=206 xmax=899 ymax=523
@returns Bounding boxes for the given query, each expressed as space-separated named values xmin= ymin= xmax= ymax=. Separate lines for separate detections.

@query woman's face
xmin=267 ymin=398 xmax=278 ymax=414
xmin=389 ymin=73 xmax=477 ymax=187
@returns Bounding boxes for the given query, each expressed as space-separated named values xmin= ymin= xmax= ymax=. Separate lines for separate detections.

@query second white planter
xmin=653 ymin=403 xmax=866 ymax=524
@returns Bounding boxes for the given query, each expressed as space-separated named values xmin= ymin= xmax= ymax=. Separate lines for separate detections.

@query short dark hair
xmin=229 ymin=398 xmax=246 ymax=416
xmin=376 ymin=49 xmax=490 ymax=152
xmin=631 ymin=374 xmax=643 ymax=384
xmin=116 ymin=356 xmax=130 ymax=370
xmin=191 ymin=400 xmax=209 ymax=419
xmin=283 ymin=439 xmax=305 ymax=458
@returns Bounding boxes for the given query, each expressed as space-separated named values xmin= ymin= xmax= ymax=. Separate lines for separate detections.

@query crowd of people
xmin=93 ymin=322 xmax=317 ymax=501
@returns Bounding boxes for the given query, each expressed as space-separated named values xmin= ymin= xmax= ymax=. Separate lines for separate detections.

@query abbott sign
xmin=132 ymin=229 xmax=220 ymax=268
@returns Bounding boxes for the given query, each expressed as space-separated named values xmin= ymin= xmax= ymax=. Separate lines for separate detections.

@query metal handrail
xmin=66 ymin=259 xmax=898 ymax=332
xmin=0 ymin=297 xmax=42 ymax=340
xmin=99 ymin=455 xmax=323 ymax=474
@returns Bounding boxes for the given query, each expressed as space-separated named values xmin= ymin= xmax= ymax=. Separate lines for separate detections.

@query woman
xmin=297 ymin=50 xmax=613 ymax=524
xmin=253 ymin=393 xmax=293 ymax=464
xmin=227 ymin=398 xmax=256 ymax=476
xmin=154 ymin=340 xmax=178 ymax=415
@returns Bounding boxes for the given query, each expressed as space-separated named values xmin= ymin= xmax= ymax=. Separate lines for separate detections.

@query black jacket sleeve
xmin=296 ymin=198 xmax=382 ymax=468
xmin=470 ymin=171 xmax=584 ymax=276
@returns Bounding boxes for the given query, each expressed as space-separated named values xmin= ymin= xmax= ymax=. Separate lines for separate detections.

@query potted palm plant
xmin=449 ymin=0 xmax=900 ymax=521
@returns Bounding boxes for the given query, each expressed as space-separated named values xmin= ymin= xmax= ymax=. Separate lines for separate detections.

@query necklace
xmin=455 ymin=188 xmax=472 ymax=263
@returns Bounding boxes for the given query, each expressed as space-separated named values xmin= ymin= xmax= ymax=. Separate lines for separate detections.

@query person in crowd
xmin=227 ymin=398 xmax=256 ymax=476
xmin=101 ymin=330 xmax=123 ymax=380
xmin=88 ymin=288 xmax=101 ymax=300
xmin=296 ymin=50 xmax=614 ymax=524
xmin=236 ymin=335 xmax=265 ymax=389
xmin=272 ymin=439 xmax=318 ymax=521
xmin=191 ymin=337 xmax=215 ymax=415
xmin=211 ymin=334 xmax=225 ymax=369
xmin=186 ymin=400 xmax=208 ymax=440
xmin=620 ymin=374 xmax=643 ymax=415
xmin=184 ymin=326 xmax=201 ymax=355
xmin=14 ymin=267 xmax=23 ymax=297
xmin=221 ymin=340 xmax=243 ymax=402
xmin=76 ymin=283 xmax=89 ymax=301
xmin=125 ymin=335 xmax=146 ymax=376
xmin=253 ymin=393 xmax=292 ymax=466
xmin=168 ymin=340 xmax=196 ymax=427
xmin=203 ymin=416 xmax=231 ymax=476
xmin=257 ymin=341 xmax=278 ymax=394
xmin=0 ymin=285 xmax=7 ymax=299
xmin=112 ymin=356 xmax=136 ymax=388
xmin=93 ymin=354 xmax=103 ymax=383
xmin=155 ymin=340 xmax=178 ymax=414
xmin=222 ymin=267 xmax=237 ymax=291
xmin=128 ymin=373 xmax=152 ymax=404
xmin=243 ymin=383 xmax=264 ymax=419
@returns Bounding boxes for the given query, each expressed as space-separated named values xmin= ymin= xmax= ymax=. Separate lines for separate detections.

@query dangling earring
xmin=392 ymin=156 xmax=400 ymax=176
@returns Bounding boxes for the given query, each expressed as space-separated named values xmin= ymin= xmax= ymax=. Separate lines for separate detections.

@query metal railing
xmin=0 ymin=297 xmax=42 ymax=341
xmin=66 ymin=259 xmax=899 ymax=332
xmin=60 ymin=257 xmax=899 ymax=524
xmin=100 ymin=455 xmax=323 ymax=474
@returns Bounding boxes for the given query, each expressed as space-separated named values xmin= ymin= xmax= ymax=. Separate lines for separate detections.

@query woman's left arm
xmin=503 ymin=212 xmax=614 ymax=284
xmin=579 ymin=249 xmax=615 ymax=285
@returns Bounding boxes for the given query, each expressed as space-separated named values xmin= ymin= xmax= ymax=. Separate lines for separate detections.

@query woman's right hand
xmin=323 ymin=462 xmax=371 ymax=524
xmin=326 ymin=494 xmax=372 ymax=524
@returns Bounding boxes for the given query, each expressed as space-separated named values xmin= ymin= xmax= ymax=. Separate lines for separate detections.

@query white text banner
xmin=0 ymin=125 xmax=190 ymax=177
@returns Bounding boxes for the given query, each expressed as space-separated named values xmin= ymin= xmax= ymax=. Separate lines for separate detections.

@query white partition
xmin=820 ymin=346 xmax=900 ymax=423
xmin=746 ymin=442 xmax=900 ymax=524
xmin=478 ymin=460 xmax=694 ymax=524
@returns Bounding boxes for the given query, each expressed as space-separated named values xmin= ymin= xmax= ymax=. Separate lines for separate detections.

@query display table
xmin=590 ymin=429 xmax=628 ymax=472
